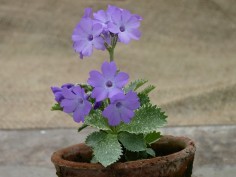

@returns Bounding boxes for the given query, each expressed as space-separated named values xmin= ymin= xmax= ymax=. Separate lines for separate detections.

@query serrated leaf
xmin=124 ymin=79 xmax=148 ymax=92
xmin=146 ymin=148 xmax=156 ymax=157
xmin=85 ymin=131 xmax=107 ymax=147
xmin=139 ymin=85 xmax=155 ymax=95
xmin=90 ymin=156 xmax=98 ymax=163
xmin=138 ymin=92 xmax=150 ymax=106
xmin=117 ymin=104 xmax=167 ymax=134
xmin=84 ymin=110 xmax=111 ymax=131
xmin=51 ymin=103 xmax=63 ymax=111
xmin=118 ymin=132 xmax=146 ymax=152
xmin=93 ymin=134 xmax=122 ymax=167
xmin=145 ymin=132 xmax=161 ymax=145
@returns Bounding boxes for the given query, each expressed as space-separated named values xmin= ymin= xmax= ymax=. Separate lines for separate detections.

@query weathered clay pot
xmin=51 ymin=135 xmax=196 ymax=177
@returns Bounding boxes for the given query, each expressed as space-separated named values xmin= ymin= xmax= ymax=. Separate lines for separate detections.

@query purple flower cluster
xmin=88 ymin=61 xmax=140 ymax=126
xmin=72 ymin=5 xmax=142 ymax=59
xmin=51 ymin=61 xmax=140 ymax=126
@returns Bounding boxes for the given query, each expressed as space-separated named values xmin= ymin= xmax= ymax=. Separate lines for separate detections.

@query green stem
xmin=109 ymin=48 xmax=114 ymax=62
xmin=111 ymin=126 xmax=117 ymax=133
xmin=107 ymin=34 xmax=118 ymax=62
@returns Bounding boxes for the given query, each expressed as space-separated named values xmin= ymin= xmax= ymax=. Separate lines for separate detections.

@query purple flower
xmin=60 ymin=86 xmax=92 ymax=123
xmin=107 ymin=9 xmax=141 ymax=44
xmin=102 ymin=91 xmax=140 ymax=126
xmin=93 ymin=5 xmax=118 ymax=32
xmin=72 ymin=18 xmax=105 ymax=59
xmin=88 ymin=61 xmax=129 ymax=102
xmin=83 ymin=8 xmax=92 ymax=18
xmin=93 ymin=10 xmax=111 ymax=32
xmin=51 ymin=83 xmax=74 ymax=103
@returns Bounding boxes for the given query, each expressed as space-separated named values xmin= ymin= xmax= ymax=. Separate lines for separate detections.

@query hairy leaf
xmin=138 ymin=92 xmax=150 ymax=106
xmin=85 ymin=131 xmax=107 ymax=147
xmin=90 ymin=156 xmax=98 ymax=163
xmin=124 ymin=79 xmax=148 ymax=92
xmin=145 ymin=132 xmax=161 ymax=145
xmin=117 ymin=104 xmax=167 ymax=134
xmin=93 ymin=134 xmax=122 ymax=167
xmin=118 ymin=132 xmax=146 ymax=152
xmin=84 ymin=110 xmax=111 ymax=131
xmin=51 ymin=103 xmax=63 ymax=111
xmin=146 ymin=148 xmax=156 ymax=157
xmin=139 ymin=85 xmax=155 ymax=95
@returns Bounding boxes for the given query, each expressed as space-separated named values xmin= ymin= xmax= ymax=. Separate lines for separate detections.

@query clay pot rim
xmin=51 ymin=135 xmax=196 ymax=170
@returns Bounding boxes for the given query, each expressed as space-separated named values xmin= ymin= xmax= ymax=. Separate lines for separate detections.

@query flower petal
xmin=110 ymin=92 xmax=125 ymax=103
xmin=93 ymin=10 xmax=108 ymax=23
xmin=72 ymin=25 xmax=87 ymax=40
xmin=118 ymin=32 xmax=131 ymax=44
xmin=83 ymin=8 xmax=92 ymax=18
xmin=73 ymin=40 xmax=87 ymax=52
xmin=107 ymin=22 xmax=120 ymax=33
xmin=62 ymin=83 xmax=74 ymax=89
xmin=110 ymin=8 xmax=122 ymax=25
xmin=62 ymin=88 xmax=76 ymax=99
xmin=120 ymin=107 xmax=134 ymax=123
xmin=61 ymin=99 xmax=77 ymax=113
xmin=123 ymin=91 xmax=140 ymax=110
xmin=83 ymin=100 xmax=92 ymax=115
xmin=102 ymin=105 xmax=121 ymax=126
xmin=101 ymin=61 xmax=117 ymax=78
xmin=91 ymin=87 xmax=108 ymax=102
xmin=121 ymin=10 xmax=132 ymax=24
xmin=92 ymin=23 xmax=103 ymax=36
xmin=81 ymin=42 xmax=93 ymax=57
xmin=73 ymin=108 xmax=84 ymax=123
xmin=128 ymin=29 xmax=141 ymax=40
xmin=79 ymin=18 xmax=93 ymax=34
xmin=126 ymin=16 xmax=140 ymax=29
xmin=72 ymin=86 xmax=83 ymax=95
xmin=114 ymin=72 xmax=129 ymax=87
xmin=93 ymin=37 xmax=105 ymax=50
xmin=88 ymin=70 xmax=105 ymax=87
xmin=108 ymin=87 xmax=123 ymax=98
xmin=51 ymin=86 xmax=61 ymax=94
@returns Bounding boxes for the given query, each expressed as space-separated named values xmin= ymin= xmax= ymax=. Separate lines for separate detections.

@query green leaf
xmin=51 ymin=103 xmax=63 ymax=111
xmin=145 ymin=132 xmax=161 ymax=145
xmin=124 ymin=79 xmax=148 ymax=92
xmin=93 ymin=134 xmax=122 ymax=167
xmin=117 ymin=104 xmax=167 ymax=134
xmin=139 ymin=85 xmax=155 ymax=95
xmin=146 ymin=148 xmax=156 ymax=157
xmin=84 ymin=110 xmax=111 ymax=131
xmin=118 ymin=132 xmax=146 ymax=152
xmin=138 ymin=92 xmax=150 ymax=106
xmin=78 ymin=124 xmax=88 ymax=132
xmin=79 ymin=83 xmax=93 ymax=92
xmin=90 ymin=156 xmax=98 ymax=163
xmin=85 ymin=131 xmax=107 ymax=147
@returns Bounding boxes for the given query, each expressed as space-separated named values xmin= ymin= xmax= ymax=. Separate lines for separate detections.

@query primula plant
xmin=51 ymin=5 xmax=167 ymax=167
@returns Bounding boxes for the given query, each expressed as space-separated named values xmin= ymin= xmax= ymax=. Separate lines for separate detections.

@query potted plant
xmin=50 ymin=5 xmax=196 ymax=177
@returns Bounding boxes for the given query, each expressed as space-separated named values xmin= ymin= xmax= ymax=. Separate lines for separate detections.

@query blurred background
xmin=0 ymin=0 xmax=235 ymax=177
xmin=1 ymin=0 xmax=236 ymax=129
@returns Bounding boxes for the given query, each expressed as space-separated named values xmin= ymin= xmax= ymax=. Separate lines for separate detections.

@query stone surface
xmin=0 ymin=125 xmax=235 ymax=177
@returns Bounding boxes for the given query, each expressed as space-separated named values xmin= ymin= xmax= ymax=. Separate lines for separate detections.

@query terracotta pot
xmin=51 ymin=135 xmax=196 ymax=177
